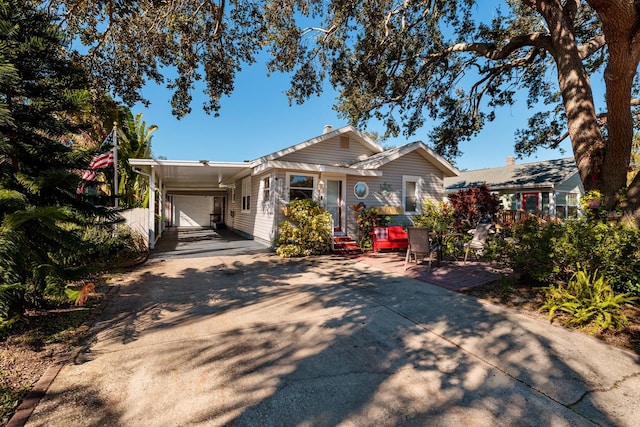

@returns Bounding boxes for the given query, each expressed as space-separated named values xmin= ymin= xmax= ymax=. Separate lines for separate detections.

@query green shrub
xmin=540 ymin=269 xmax=637 ymax=330
xmin=507 ymin=217 xmax=561 ymax=284
xmin=0 ymin=283 xmax=25 ymax=325
xmin=507 ymin=217 xmax=640 ymax=296
xmin=77 ymin=224 xmax=148 ymax=268
xmin=481 ymin=234 xmax=511 ymax=263
xmin=0 ymin=223 xmax=146 ymax=324
xmin=275 ymin=199 xmax=332 ymax=257
xmin=412 ymin=199 xmax=455 ymax=232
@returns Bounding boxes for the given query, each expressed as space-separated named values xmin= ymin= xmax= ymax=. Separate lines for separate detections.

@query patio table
xmin=434 ymin=232 xmax=464 ymax=264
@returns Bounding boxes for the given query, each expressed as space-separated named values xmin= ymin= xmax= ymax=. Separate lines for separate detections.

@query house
xmin=129 ymin=125 xmax=458 ymax=248
xmin=444 ymin=157 xmax=584 ymax=219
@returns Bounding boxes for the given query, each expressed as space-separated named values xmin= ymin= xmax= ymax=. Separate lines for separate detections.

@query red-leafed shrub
xmin=448 ymin=184 xmax=501 ymax=230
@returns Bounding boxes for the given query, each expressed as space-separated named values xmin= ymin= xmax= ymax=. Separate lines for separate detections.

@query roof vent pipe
xmin=323 ymin=124 xmax=333 ymax=134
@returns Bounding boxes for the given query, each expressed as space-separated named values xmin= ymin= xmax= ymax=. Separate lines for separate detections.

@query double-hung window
xmin=241 ymin=177 xmax=251 ymax=213
xmin=262 ymin=176 xmax=271 ymax=202
xmin=403 ymin=175 xmax=421 ymax=214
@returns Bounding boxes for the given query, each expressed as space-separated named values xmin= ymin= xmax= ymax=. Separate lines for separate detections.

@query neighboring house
xmin=444 ymin=157 xmax=584 ymax=219
xmin=129 ymin=125 xmax=458 ymax=248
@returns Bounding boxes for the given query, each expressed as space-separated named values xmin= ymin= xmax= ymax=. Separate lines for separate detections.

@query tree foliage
xmin=0 ymin=0 xmax=119 ymax=317
xmin=43 ymin=1 xmax=640 ymax=215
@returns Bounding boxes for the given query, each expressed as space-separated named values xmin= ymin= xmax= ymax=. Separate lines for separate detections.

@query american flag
xmin=88 ymin=150 xmax=114 ymax=169
xmin=77 ymin=131 xmax=116 ymax=194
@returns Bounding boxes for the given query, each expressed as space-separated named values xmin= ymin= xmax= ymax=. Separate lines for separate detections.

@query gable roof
xmin=252 ymin=125 xmax=384 ymax=165
xmin=350 ymin=141 xmax=459 ymax=177
xmin=445 ymin=157 xmax=578 ymax=191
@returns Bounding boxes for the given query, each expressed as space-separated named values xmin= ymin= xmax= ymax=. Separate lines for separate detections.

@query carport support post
xmin=149 ymin=167 xmax=156 ymax=249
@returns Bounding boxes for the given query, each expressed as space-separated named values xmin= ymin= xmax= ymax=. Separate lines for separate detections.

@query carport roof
xmin=129 ymin=159 xmax=251 ymax=191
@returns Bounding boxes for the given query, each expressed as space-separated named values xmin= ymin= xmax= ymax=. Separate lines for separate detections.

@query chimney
xmin=323 ymin=124 xmax=333 ymax=134
xmin=506 ymin=156 xmax=516 ymax=166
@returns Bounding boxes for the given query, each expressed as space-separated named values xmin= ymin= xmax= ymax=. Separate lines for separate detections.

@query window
xmin=556 ymin=191 xmax=579 ymax=219
xmin=241 ymin=177 xmax=251 ymax=212
xmin=403 ymin=176 xmax=421 ymax=213
xmin=288 ymin=174 xmax=315 ymax=200
xmin=262 ymin=176 xmax=271 ymax=202
xmin=354 ymin=182 xmax=368 ymax=199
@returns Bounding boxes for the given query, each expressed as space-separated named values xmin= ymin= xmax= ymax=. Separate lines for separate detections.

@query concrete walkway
xmin=15 ymin=247 xmax=639 ymax=426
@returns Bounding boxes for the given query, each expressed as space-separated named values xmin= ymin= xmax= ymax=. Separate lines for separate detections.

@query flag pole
xmin=113 ymin=122 xmax=118 ymax=208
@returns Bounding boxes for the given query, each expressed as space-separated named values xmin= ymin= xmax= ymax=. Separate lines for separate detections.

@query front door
xmin=212 ymin=196 xmax=225 ymax=225
xmin=326 ymin=180 xmax=343 ymax=232
xmin=522 ymin=193 xmax=538 ymax=213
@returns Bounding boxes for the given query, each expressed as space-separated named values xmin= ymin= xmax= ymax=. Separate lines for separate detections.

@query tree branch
xmin=438 ymin=33 xmax=552 ymax=60
xmin=577 ymin=34 xmax=606 ymax=59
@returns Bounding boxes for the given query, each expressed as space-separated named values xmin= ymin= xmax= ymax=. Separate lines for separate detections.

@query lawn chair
xmin=463 ymin=222 xmax=493 ymax=263
xmin=404 ymin=227 xmax=434 ymax=270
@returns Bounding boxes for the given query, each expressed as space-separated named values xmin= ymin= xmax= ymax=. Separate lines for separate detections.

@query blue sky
xmin=132 ymin=1 xmax=600 ymax=172
xmin=134 ymin=62 xmax=576 ymax=171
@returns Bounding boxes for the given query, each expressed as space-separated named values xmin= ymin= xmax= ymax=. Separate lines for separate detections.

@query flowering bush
xmin=352 ymin=204 xmax=389 ymax=249
xmin=275 ymin=199 xmax=332 ymax=257
xmin=580 ymin=189 xmax=606 ymax=221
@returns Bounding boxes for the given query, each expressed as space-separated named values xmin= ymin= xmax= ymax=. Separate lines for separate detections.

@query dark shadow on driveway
xmin=24 ymin=254 xmax=638 ymax=426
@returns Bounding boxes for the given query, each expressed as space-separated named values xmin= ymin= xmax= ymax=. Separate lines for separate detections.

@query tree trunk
xmin=543 ymin=0 xmax=640 ymax=216
xmin=586 ymin=0 xmax=640 ymax=217
xmin=541 ymin=3 xmax=603 ymax=203
xmin=600 ymin=40 xmax=637 ymax=210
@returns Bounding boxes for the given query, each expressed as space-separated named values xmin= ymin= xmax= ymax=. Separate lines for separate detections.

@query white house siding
xmin=252 ymin=171 xmax=278 ymax=245
xmin=172 ymin=195 xmax=213 ymax=227
xmin=556 ymin=173 xmax=584 ymax=194
xmin=226 ymin=175 xmax=255 ymax=240
xmin=121 ymin=208 xmax=150 ymax=247
xmin=344 ymin=152 xmax=444 ymax=236
xmin=225 ymin=172 xmax=279 ymax=246
xmin=278 ymin=135 xmax=376 ymax=165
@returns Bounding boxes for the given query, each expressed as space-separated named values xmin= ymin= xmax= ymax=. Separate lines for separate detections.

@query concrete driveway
xmin=19 ymin=245 xmax=640 ymax=426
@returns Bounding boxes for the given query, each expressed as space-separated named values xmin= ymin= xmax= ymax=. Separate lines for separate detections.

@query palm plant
xmin=116 ymin=110 xmax=157 ymax=208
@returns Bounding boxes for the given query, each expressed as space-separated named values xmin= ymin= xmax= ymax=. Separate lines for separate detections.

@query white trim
xmin=252 ymin=160 xmax=382 ymax=177
xmin=354 ymin=182 xmax=369 ymax=199
xmin=322 ymin=174 xmax=347 ymax=233
xmin=285 ymin=172 xmax=318 ymax=202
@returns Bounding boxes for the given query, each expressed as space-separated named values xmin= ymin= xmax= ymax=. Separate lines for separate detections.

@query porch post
xmin=158 ymin=176 xmax=164 ymax=238
xmin=149 ymin=166 xmax=156 ymax=249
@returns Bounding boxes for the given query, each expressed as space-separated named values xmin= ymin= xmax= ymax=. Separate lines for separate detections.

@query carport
xmin=128 ymin=159 xmax=251 ymax=249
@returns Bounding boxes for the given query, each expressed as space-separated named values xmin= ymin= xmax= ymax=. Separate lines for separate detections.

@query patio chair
xmin=463 ymin=222 xmax=493 ymax=263
xmin=404 ymin=227 xmax=434 ymax=270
